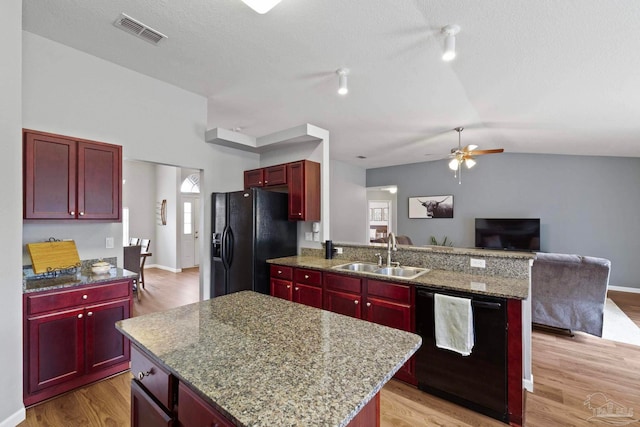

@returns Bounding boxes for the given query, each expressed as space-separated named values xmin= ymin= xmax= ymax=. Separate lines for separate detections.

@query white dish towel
xmin=434 ymin=293 xmax=474 ymax=356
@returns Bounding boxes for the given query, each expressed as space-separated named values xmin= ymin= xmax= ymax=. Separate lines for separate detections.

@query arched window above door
xmin=181 ymin=173 xmax=200 ymax=193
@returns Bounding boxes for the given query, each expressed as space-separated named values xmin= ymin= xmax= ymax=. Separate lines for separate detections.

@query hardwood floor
xmin=20 ymin=272 xmax=640 ymax=427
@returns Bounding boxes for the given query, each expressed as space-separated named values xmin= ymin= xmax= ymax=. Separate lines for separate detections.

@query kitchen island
xmin=116 ymin=290 xmax=421 ymax=427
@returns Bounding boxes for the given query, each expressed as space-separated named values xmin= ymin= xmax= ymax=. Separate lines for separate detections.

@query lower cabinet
xmin=178 ymin=383 xmax=234 ymax=427
xmin=23 ymin=280 xmax=132 ymax=406
xmin=130 ymin=344 xmax=234 ymax=427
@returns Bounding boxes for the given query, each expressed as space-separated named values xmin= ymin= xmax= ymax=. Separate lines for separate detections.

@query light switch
xmin=470 ymin=258 xmax=486 ymax=268
xmin=105 ymin=237 xmax=114 ymax=249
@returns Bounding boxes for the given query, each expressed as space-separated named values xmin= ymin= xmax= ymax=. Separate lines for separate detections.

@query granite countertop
xmin=116 ymin=291 xmax=421 ymax=427
xmin=268 ymin=256 xmax=529 ymax=300
xmin=23 ymin=267 xmax=139 ymax=293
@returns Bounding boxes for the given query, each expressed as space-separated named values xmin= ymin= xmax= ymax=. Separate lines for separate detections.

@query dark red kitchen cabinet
xmin=324 ymin=290 xmax=362 ymax=319
xmin=287 ymin=160 xmax=320 ymax=221
xmin=270 ymin=278 xmax=293 ymax=301
xmin=85 ymin=299 xmax=131 ymax=373
xmin=244 ymin=168 xmax=264 ymax=188
xmin=263 ymin=164 xmax=287 ymax=187
xmin=293 ymin=283 xmax=323 ymax=308
xmin=131 ymin=379 xmax=174 ymax=427
xmin=23 ymin=129 xmax=122 ymax=221
xmin=23 ymin=279 xmax=133 ymax=406
xmin=23 ymin=132 xmax=77 ymax=219
xmin=178 ymin=382 xmax=234 ymax=427
xmin=27 ymin=308 xmax=85 ymax=393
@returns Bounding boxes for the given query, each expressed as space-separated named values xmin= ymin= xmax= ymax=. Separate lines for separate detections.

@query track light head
xmin=442 ymin=24 xmax=460 ymax=62
xmin=336 ymin=68 xmax=350 ymax=95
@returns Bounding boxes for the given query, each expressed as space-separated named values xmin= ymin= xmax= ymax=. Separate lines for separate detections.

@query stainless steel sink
xmin=334 ymin=262 xmax=380 ymax=272
xmin=332 ymin=262 xmax=430 ymax=280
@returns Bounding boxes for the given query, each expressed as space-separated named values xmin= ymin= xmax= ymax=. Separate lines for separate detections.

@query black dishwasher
xmin=414 ymin=286 xmax=508 ymax=422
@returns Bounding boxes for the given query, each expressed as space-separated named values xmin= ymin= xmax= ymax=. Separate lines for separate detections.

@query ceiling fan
xmin=448 ymin=127 xmax=504 ymax=184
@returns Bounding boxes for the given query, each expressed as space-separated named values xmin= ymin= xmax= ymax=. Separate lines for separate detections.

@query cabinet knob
xmin=258 ymin=181 xmax=262 ymax=184
xmin=354 ymin=300 xmax=359 ymax=304
xmin=294 ymin=287 xmax=299 ymax=291
xmin=286 ymin=285 xmax=290 ymax=289
xmin=87 ymin=311 xmax=93 ymax=316
xmin=264 ymin=180 xmax=268 ymax=183
xmin=137 ymin=370 xmax=151 ymax=381
xmin=77 ymin=313 xmax=83 ymax=319
xmin=79 ymin=211 xmax=85 ymax=216
xmin=304 ymin=274 xmax=309 ymax=279
xmin=70 ymin=211 xmax=75 ymax=215
xmin=82 ymin=294 xmax=88 ymax=300
xmin=366 ymin=302 xmax=371 ymax=307
xmin=278 ymin=270 xmax=282 ymax=274
xmin=298 ymin=212 xmax=302 ymax=216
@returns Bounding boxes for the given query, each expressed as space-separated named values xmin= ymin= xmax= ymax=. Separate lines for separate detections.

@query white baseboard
xmin=523 ymin=374 xmax=534 ymax=393
xmin=608 ymin=285 xmax=640 ymax=294
xmin=0 ymin=406 xmax=25 ymax=427
xmin=145 ymin=263 xmax=182 ymax=273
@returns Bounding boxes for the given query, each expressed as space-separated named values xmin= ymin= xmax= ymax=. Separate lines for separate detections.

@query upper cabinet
xmin=244 ymin=159 xmax=320 ymax=221
xmin=287 ymin=160 xmax=320 ymax=221
xmin=23 ymin=130 xmax=122 ymax=221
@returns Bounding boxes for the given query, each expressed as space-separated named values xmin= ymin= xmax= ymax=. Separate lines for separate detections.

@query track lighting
xmin=336 ymin=68 xmax=349 ymax=95
xmin=441 ymin=24 xmax=460 ymax=61
xmin=241 ymin=0 xmax=281 ymax=14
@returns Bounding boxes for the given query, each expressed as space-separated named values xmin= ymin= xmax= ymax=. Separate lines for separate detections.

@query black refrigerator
xmin=211 ymin=188 xmax=297 ymax=298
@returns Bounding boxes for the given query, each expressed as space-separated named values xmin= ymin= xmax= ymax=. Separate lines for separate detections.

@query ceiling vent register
xmin=113 ymin=13 xmax=167 ymax=45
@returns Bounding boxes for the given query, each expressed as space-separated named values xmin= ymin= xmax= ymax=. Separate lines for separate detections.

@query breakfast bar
xmin=116 ymin=291 xmax=422 ymax=426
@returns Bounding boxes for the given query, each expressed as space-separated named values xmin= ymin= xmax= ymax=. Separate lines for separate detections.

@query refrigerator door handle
xmin=227 ymin=227 xmax=235 ymax=267
xmin=221 ymin=226 xmax=230 ymax=269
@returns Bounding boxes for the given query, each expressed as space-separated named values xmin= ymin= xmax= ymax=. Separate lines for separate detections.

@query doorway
xmin=181 ymin=195 xmax=200 ymax=268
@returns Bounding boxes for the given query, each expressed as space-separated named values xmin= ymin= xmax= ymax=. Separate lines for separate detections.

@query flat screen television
xmin=475 ymin=218 xmax=540 ymax=251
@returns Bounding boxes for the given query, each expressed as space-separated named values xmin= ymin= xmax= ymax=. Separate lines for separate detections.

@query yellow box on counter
xmin=27 ymin=240 xmax=81 ymax=274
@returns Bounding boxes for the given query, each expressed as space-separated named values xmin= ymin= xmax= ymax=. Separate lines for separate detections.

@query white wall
xmin=367 ymin=153 xmax=640 ymax=288
xmin=123 ymin=160 xmax=156 ymax=262
xmin=155 ymin=165 xmax=181 ymax=271
xmin=330 ymin=161 xmax=367 ymax=244
xmin=22 ymin=31 xmax=257 ymax=299
xmin=0 ymin=1 xmax=25 ymax=425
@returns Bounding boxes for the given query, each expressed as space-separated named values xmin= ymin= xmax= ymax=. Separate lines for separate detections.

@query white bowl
xmin=91 ymin=263 xmax=111 ymax=274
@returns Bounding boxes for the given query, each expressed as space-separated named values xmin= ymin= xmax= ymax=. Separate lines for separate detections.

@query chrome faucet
xmin=387 ymin=232 xmax=398 ymax=267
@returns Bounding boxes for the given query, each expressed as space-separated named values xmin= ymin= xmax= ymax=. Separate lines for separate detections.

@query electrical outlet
xmin=470 ymin=258 xmax=486 ymax=268
xmin=313 ymin=232 xmax=320 ymax=242
xmin=335 ymin=247 xmax=343 ymax=254
xmin=105 ymin=237 xmax=114 ymax=249
xmin=304 ymin=232 xmax=313 ymax=241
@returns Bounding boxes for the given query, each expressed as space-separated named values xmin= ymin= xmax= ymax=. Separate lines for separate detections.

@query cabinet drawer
xmin=270 ymin=265 xmax=293 ymax=280
xmin=324 ymin=273 xmax=362 ymax=294
xmin=294 ymin=268 xmax=321 ymax=286
xmin=26 ymin=280 xmax=131 ymax=315
xmin=367 ymin=280 xmax=411 ymax=304
xmin=131 ymin=345 xmax=175 ymax=410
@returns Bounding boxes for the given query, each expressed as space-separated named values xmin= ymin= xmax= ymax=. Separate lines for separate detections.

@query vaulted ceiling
xmin=22 ymin=0 xmax=640 ymax=168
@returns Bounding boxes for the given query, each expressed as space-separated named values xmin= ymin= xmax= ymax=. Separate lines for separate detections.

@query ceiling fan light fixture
xmin=336 ymin=68 xmax=349 ymax=95
xmin=240 ymin=0 xmax=281 ymax=14
xmin=441 ymin=24 xmax=460 ymax=62
xmin=465 ymin=158 xmax=476 ymax=168
xmin=448 ymin=158 xmax=460 ymax=170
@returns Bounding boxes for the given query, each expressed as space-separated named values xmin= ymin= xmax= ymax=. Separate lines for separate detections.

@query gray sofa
xmin=531 ymin=252 xmax=611 ymax=337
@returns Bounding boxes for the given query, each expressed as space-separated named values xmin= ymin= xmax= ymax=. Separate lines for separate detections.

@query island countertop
xmin=116 ymin=291 xmax=421 ymax=427
xmin=268 ymin=256 xmax=530 ymax=300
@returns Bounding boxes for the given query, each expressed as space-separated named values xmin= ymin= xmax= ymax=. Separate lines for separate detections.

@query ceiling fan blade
xmin=462 ymin=144 xmax=478 ymax=152
xmin=471 ymin=148 xmax=504 ymax=155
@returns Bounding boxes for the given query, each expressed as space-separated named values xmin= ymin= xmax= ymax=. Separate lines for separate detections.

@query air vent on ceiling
xmin=113 ymin=13 xmax=167 ymax=45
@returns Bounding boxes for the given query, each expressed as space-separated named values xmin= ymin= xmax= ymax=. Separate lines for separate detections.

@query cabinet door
xmin=264 ymin=164 xmax=286 ymax=186
xmin=293 ymin=283 xmax=323 ymax=308
xmin=270 ymin=278 xmax=293 ymax=301
xmin=27 ymin=308 xmax=85 ymax=393
xmin=85 ymin=299 xmax=131 ymax=373
xmin=77 ymin=141 xmax=121 ymax=220
xmin=178 ymin=382 xmax=234 ymax=427
xmin=23 ymin=132 xmax=77 ymax=219
xmin=365 ymin=297 xmax=411 ymax=331
xmin=286 ymin=160 xmax=320 ymax=221
xmin=324 ymin=290 xmax=362 ymax=319
xmin=244 ymin=168 xmax=264 ymax=188
xmin=131 ymin=379 xmax=174 ymax=427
